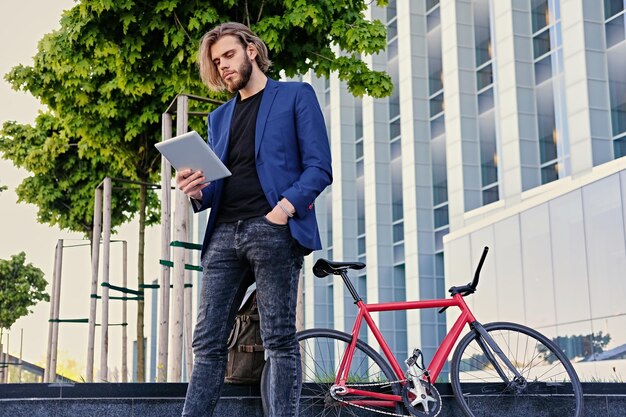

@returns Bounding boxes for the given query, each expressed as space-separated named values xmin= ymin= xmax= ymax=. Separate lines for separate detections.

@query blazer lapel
xmin=255 ymin=78 xmax=278 ymax=158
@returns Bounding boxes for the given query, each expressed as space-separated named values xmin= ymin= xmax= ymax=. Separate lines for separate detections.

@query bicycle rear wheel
xmin=450 ymin=322 xmax=583 ymax=417
xmin=261 ymin=328 xmax=403 ymax=416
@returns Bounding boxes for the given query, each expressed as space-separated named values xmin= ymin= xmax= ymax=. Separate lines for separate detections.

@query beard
xmin=225 ymin=56 xmax=253 ymax=92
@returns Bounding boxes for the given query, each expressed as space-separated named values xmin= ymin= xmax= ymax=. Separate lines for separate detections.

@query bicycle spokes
xmin=451 ymin=322 xmax=583 ymax=417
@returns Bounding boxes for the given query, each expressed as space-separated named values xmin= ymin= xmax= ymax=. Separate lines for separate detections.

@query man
xmin=175 ymin=22 xmax=332 ymax=417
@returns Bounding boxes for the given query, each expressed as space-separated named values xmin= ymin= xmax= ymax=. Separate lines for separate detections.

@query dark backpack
xmin=224 ymin=290 xmax=265 ymax=384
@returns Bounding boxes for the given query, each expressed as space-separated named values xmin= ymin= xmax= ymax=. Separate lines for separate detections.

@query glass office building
xmin=297 ymin=0 xmax=626 ymax=381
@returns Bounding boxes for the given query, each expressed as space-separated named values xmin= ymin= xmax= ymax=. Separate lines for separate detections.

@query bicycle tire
xmin=261 ymin=328 xmax=403 ymax=417
xmin=450 ymin=321 xmax=583 ymax=417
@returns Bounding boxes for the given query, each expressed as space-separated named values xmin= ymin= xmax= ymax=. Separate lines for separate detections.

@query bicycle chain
xmin=329 ymin=378 xmax=415 ymax=417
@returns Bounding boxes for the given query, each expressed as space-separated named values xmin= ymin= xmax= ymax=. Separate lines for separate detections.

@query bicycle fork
xmin=471 ymin=321 xmax=526 ymax=392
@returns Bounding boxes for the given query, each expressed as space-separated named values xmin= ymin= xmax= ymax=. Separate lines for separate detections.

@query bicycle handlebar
xmin=470 ymin=246 xmax=489 ymax=291
xmin=438 ymin=246 xmax=489 ymax=314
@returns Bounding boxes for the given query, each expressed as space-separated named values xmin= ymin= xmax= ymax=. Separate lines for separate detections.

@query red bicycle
xmin=261 ymin=247 xmax=583 ymax=417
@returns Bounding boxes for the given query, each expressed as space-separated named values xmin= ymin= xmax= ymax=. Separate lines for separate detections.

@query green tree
xmin=0 ymin=252 xmax=49 ymax=331
xmin=1 ymin=0 xmax=391 ymax=380
xmin=0 ymin=252 xmax=49 ymax=373
xmin=0 ymin=113 xmax=153 ymax=239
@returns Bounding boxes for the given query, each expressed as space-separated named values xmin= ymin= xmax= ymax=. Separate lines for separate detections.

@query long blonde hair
xmin=198 ymin=22 xmax=272 ymax=91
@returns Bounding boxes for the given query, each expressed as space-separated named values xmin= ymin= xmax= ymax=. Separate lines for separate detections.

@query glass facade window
xmin=429 ymin=0 xmax=448 ymax=253
xmin=473 ymin=0 xmax=499 ymax=205
xmin=428 ymin=12 xmax=448 ymax=367
xmin=474 ymin=0 xmax=492 ymax=66
xmin=477 ymin=88 xmax=494 ymax=114
xmin=426 ymin=5 xmax=441 ymax=32
xmin=431 ymin=134 xmax=448 ymax=207
xmin=605 ymin=12 xmax=625 ymax=48
xmin=388 ymin=2 xmax=403 ymax=242
xmin=605 ymin=1 xmax=626 ymax=158
xmin=324 ymin=78 xmax=331 ymax=133
xmin=355 ymin=97 xmax=366 ymax=267
xmin=476 ymin=64 xmax=493 ymax=91
xmin=357 ymin=176 xmax=366 ymax=266
xmin=605 ymin=0 xmax=625 ymax=19
xmin=532 ymin=0 xmax=551 ymax=33
xmin=427 ymin=0 xmax=444 ymax=231
xmin=325 ymin=186 xmax=333 ymax=262
xmin=391 ymin=156 xmax=403 ymax=222
xmin=430 ymin=114 xmax=445 ymax=137
xmin=532 ymin=0 xmax=570 ymax=184
xmin=427 ymin=26 xmax=443 ymax=95
xmin=322 ymin=77 xmax=333 ymax=261
xmin=385 ymin=3 xmax=407 ymax=363
xmin=427 ymin=0 xmax=440 ymax=12
xmin=430 ymin=92 xmax=444 ymax=117
xmin=434 ymin=205 xmax=449 ymax=229
xmin=478 ymin=110 xmax=498 ymax=186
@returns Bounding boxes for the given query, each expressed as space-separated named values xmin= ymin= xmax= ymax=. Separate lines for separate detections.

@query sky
xmin=0 ymin=0 xmax=161 ymax=380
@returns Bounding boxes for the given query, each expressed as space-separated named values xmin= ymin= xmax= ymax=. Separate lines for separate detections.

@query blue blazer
xmin=193 ymin=78 xmax=333 ymax=257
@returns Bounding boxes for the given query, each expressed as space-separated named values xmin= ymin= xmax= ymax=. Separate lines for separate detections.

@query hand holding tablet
xmin=155 ymin=130 xmax=231 ymax=183
xmin=176 ymin=169 xmax=207 ymax=200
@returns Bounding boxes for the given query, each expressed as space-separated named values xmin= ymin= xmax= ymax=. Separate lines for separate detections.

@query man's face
xmin=210 ymin=35 xmax=253 ymax=92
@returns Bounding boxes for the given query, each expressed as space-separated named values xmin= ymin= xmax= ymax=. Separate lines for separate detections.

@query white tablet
xmin=155 ymin=131 xmax=231 ymax=183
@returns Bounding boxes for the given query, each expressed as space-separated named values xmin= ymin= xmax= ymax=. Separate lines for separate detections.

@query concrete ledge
xmin=0 ymin=383 xmax=261 ymax=417
xmin=1 ymin=382 xmax=625 ymax=416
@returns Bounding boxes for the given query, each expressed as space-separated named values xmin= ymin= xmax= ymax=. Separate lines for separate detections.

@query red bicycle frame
xmin=335 ymin=293 xmax=477 ymax=405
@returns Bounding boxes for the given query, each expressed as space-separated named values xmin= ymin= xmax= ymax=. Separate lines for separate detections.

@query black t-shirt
xmin=216 ymin=89 xmax=272 ymax=223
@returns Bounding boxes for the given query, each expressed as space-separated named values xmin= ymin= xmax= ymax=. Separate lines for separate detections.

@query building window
xmin=427 ymin=1 xmax=449 ymax=250
xmin=353 ymin=82 xmax=367 ymax=288
xmin=473 ymin=0 xmax=499 ymax=205
xmin=531 ymin=0 xmax=570 ymax=184
xmin=323 ymin=77 xmax=331 ymax=133
xmin=604 ymin=1 xmax=626 ymax=158
xmin=388 ymin=4 xmax=404 ymax=249
xmin=325 ymin=186 xmax=333 ymax=261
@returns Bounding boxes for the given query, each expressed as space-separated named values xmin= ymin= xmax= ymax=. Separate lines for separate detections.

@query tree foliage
xmin=0 ymin=113 xmax=155 ymax=236
xmin=0 ymin=252 xmax=49 ymax=330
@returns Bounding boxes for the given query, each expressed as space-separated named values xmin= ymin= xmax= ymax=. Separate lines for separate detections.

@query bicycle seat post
xmin=339 ymin=270 xmax=362 ymax=303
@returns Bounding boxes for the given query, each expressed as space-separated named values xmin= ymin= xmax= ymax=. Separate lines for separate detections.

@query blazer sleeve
xmin=280 ymin=83 xmax=333 ymax=216
xmin=191 ymin=184 xmax=214 ymax=213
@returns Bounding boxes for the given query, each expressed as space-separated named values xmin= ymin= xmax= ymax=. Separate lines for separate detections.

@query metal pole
xmin=99 ymin=177 xmax=112 ymax=381
xmin=49 ymin=239 xmax=64 ymax=383
xmin=296 ymin=272 xmax=304 ymax=333
xmin=44 ymin=242 xmax=58 ymax=383
xmin=87 ymin=186 xmax=103 ymax=382
xmin=122 ymin=240 xmax=128 ymax=382
xmin=0 ymin=330 xmax=3 ymax=383
xmin=169 ymin=95 xmax=189 ymax=381
xmin=168 ymin=195 xmax=186 ymax=383
xmin=158 ymin=113 xmax=173 ymax=382
xmin=184 ymin=249 xmax=193 ymax=380
xmin=3 ymin=332 xmax=9 ymax=383
xmin=18 ymin=329 xmax=23 ymax=383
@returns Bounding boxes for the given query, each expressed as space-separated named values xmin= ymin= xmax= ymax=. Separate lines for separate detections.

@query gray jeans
xmin=182 ymin=216 xmax=304 ymax=417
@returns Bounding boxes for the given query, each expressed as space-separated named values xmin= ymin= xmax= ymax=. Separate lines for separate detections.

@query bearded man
xmin=175 ymin=22 xmax=332 ymax=417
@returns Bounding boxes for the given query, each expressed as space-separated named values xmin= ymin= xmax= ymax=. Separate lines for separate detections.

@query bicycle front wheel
xmin=450 ymin=322 xmax=583 ymax=417
xmin=261 ymin=328 xmax=402 ymax=417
